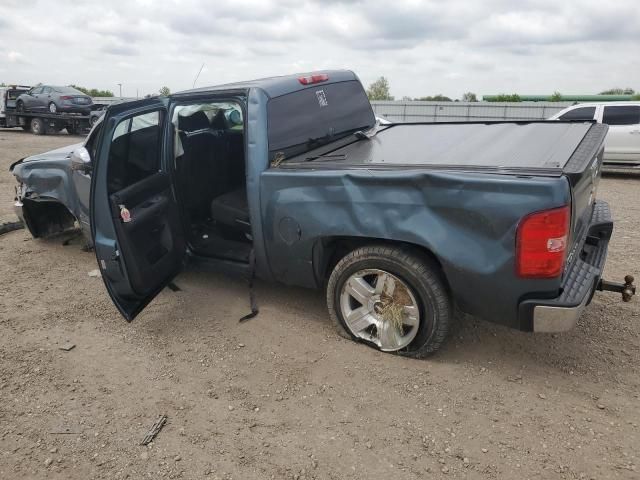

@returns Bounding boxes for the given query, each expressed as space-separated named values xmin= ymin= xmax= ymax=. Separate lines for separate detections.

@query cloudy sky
xmin=1 ymin=0 xmax=638 ymax=99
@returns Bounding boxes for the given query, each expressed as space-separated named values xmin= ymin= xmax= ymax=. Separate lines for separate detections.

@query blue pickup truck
xmin=11 ymin=70 xmax=635 ymax=356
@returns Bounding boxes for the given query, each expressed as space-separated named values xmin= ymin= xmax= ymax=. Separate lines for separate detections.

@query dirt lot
xmin=0 ymin=129 xmax=638 ymax=480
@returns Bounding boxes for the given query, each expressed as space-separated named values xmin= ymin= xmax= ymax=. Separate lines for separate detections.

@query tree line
xmin=366 ymin=77 xmax=640 ymax=102
xmin=70 ymin=85 xmax=115 ymax=97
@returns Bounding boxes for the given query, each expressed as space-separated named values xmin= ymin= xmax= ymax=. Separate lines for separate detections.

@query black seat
xmin=210 ymin=109 xmax=229 ymax=130
xmin=178 ymin=110 xmax=210 ymax=132
xmin=177 ymin=111 xmax=230 ymax=213
xmin=210 ymin=188 xmax=251 ymax=234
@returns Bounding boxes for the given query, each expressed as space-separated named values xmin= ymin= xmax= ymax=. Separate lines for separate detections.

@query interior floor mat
xmin=189 ymin=223 xmax=252 ymax=263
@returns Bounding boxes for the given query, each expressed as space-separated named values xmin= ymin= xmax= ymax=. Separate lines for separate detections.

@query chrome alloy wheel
xmin=339 ymin=269 xmax=421 ymax=351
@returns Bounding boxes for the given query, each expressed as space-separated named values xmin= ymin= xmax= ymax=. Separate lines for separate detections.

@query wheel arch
xmin=313 ymin=236 xmax=448 ymax=290
xmin=21 ymin=198 xmax=78 ymax=238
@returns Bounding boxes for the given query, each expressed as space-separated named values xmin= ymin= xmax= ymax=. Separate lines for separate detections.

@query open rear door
xmin=90 ymin=98 xmax=186 ymax=320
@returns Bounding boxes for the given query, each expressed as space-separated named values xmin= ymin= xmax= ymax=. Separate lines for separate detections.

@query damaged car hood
xmin=11 ymin=142 xmax=83 ymax=170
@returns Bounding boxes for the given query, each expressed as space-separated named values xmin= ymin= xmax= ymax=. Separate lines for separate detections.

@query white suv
xmin=550 ymin=102 xmax=640 ymax=165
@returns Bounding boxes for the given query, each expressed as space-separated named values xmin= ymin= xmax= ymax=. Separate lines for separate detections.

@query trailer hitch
xmin=597 ymin=275 xmax=636 ymax=302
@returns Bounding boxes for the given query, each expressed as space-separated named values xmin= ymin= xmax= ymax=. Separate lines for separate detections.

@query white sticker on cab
xmin=316 ymin=90 xmax=328 ymax=107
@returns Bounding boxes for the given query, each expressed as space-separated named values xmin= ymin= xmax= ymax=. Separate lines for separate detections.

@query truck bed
xmin=330 ymin=121 xmax=594 ymax=171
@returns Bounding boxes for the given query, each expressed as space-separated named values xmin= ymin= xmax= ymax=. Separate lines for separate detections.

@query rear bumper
xmin=519 ymin=200 xmax=612 ymax=332
xmin=532 ymin=291 xmax=590 ymax=332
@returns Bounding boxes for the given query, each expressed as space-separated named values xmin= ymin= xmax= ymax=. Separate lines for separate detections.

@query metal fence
xmin=91 ymin=98 xmax=574 ymax=123
xmin=371 ymin=101 xmax=574 ymax=123
xmin=92 ymin=97 xmax=137 ymax=105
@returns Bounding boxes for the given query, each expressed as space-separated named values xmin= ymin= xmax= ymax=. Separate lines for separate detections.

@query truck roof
xmin=173 ymin=70 xmax=359 ymax=99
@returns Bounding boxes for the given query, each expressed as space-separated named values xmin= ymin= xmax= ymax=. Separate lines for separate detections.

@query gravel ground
xmin=0 ymin=129 xmax=638 ymax=480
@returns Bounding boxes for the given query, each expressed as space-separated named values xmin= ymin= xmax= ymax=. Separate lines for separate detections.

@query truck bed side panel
xmin=260 ymin=169 xmax=571 ymax=328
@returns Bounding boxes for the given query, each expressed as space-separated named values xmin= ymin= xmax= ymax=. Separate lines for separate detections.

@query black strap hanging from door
xmin=239 ymin=248 xmax=259 ymax=322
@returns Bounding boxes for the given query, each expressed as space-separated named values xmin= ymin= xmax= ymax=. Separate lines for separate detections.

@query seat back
xmin=176 ymin=109 xmax=247 ymax=220
xmin=177 ymin=111 xmax=228 ymax=214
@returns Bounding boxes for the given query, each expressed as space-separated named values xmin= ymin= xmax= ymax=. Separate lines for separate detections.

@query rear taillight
xmin=60 ymin=96 xmax=73 ymax=100
xmin=516 ymin=206 xmax=570 ymax=278
xmin=298 ymin=73 xmax=329 ymax=85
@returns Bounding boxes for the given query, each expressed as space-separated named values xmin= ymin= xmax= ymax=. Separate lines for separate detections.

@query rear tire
xmin=30 ymin=118 xmax=45 ymax=135
xmin=327 ymin=245 xmax=451 ymax=357
xmin=48 ymin=102 xmax=57 ymax=113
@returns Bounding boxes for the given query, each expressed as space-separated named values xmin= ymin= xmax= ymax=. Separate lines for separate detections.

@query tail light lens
xmin=60 ymin=96 xmax=73 ymax=100
xmin=298 ymin=74 xmax=329 ymax=85
xmin=516 ymin=206 xmax=570 ymax=278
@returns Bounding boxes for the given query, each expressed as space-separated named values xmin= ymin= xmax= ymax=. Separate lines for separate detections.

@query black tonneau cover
xmin=332 ymin=121 xmax=593 ymax=170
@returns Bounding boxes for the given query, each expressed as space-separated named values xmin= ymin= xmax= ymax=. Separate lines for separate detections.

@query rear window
xmin=267 ymin=80 xmax=375 ymax=160
xmin=559 ymin=107 xmax=596 ymax=121
xmin=54 ymin=86 xmax=85 ymax=95
xmin=7 ymin=89 xmax=26 ymax=100
xmin=603 ymin=106 xmax=640 ymax=126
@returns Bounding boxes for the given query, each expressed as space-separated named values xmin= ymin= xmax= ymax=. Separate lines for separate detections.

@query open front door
xmin=90 ymin=98 xmax=186 ymax=321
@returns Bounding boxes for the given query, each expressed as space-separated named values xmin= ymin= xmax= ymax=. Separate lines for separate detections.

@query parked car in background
xmin=16 ymin=85 xmax=94 ymax=115
xmin=89 ymin=98 xmax=131 ymax=126
xmin=550 ymin=102 xmax=640 ymax=166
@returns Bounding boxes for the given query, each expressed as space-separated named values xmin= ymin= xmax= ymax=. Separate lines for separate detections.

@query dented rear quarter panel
xmin=259 ymin=168 xmax=571 ymax=329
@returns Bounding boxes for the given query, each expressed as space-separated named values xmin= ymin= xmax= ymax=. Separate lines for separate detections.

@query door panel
xmin=42 ymin=87 xmax=52 ymax=110
xmin=24 ymin=88 xmax=39 ymax=109
xmin=109 ymin=172 xmax=184 ymax=296
xmin=32 ymin=88 xmax=46 ymax=111
xmin=602 ymin=106 xmax=640 ymax=162
xmin=90 ymin=98 xmax=186 ymax=320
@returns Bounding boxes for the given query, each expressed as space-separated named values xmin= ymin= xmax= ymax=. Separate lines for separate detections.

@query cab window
xmin=559 ymin=107 xmax=596 ymax=121
xmin=7 ymin=90 xmax=24 ymax=100
xmin=603 ymin=106 xmax=640 ymax=126
xmin=107 ymin=111 xmax=163 ymax=193
xmin=267 ymin=80 xmax=375 ymax=160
